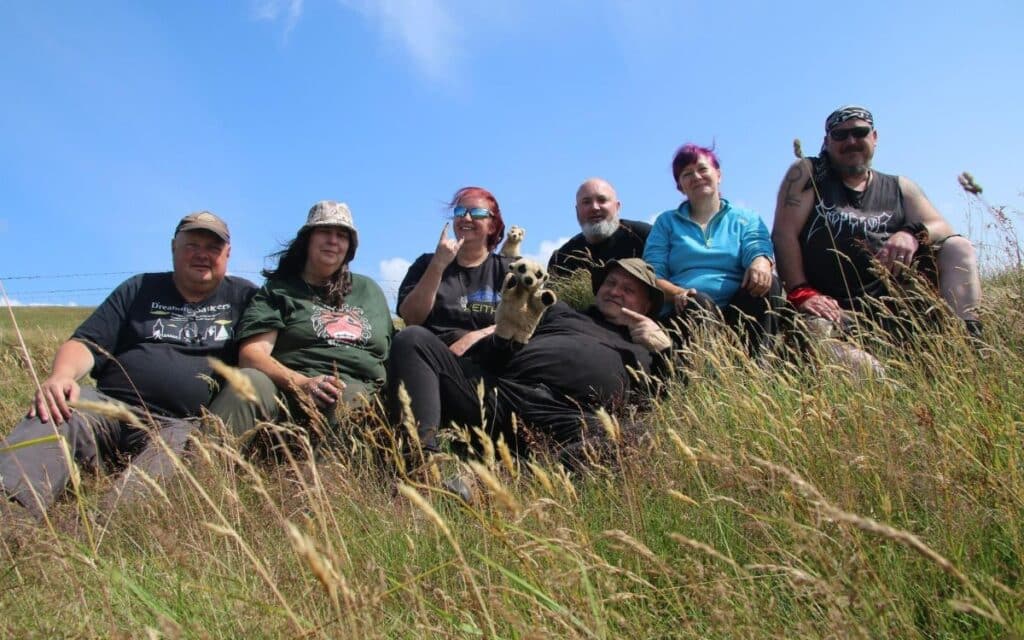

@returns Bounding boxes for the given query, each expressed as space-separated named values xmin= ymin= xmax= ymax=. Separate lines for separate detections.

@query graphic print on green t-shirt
xmin=310 ymin=303 xmax=373 ymax=347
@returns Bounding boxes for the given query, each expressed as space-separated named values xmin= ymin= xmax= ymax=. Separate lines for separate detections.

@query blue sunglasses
xmin=452 ymin=206 xmax=492 ymax=220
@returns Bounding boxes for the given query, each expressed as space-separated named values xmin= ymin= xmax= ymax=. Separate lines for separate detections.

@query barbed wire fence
xmin=0 ymin=269 xmax=406 ymax=305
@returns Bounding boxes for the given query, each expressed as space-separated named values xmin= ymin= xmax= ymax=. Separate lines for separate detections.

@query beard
xmin=581 ymin=218 xmax=619 ymax=243
xmin=827 ymin=146 xmax=873 ymax=177
xmin=834 ymin=160 xmax=871 ymax=177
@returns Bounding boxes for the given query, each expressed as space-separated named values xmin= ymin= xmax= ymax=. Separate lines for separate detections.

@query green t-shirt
xmin=237 ymin=273 xmax=393 ymax=395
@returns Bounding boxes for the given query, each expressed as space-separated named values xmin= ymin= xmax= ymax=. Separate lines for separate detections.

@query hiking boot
xmin=964 ymin=319 xmax=983 ymax=339
xmin=822 ymin=339 xmax=885 ymax=380
xmin=442 ymin=474 xmax=474 ymax=505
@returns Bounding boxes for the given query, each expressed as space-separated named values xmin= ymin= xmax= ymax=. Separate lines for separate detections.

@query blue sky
xmin=2 ymin=0 xmax=1022 ymax=306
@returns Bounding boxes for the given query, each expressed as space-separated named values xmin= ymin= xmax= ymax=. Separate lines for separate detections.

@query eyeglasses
xmin=829 ymin=126 xmax=873 ymax=142
xmin=452 ymin=206 xmax=492 ymax=220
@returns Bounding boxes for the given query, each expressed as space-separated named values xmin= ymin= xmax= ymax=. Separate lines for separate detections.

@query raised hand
xmin=431 ymin=222 xmax=465 ymax=270
xmin=620 ymin=307 xmax=673 ymax=352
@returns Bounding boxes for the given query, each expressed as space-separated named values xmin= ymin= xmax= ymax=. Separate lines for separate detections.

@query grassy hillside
xmin=1 ymin=283 xmax=1022 ymax=638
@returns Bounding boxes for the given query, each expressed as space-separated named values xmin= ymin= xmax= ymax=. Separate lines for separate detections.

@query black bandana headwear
xmin=824 ymin=105 xmax=874 ymax=132
xmin=820 ymin=105 xmax=875 ymax=156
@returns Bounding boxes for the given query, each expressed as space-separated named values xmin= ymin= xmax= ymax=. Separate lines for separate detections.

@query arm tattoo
xmin=782 ymin=164 xmax=804 ymax=207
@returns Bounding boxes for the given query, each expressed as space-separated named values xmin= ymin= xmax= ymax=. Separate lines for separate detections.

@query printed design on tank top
xmin=311 ymin=304 xmax=372 ymax=347
xmin=806 ymin=201 xmax=894 ymax=243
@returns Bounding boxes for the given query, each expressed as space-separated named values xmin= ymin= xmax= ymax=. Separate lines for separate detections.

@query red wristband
xmin=787 ymin=285 xmax=820 ymax=308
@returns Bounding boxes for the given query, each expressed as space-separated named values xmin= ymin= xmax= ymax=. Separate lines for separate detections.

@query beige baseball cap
xmin=175 ymin=211 xmax=230 ymax=243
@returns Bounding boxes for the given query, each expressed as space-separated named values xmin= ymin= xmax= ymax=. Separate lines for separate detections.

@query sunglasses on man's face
xmin=452 ymin=206 xmax=492 ymax=220
xmin=829 ymin=126 xmax=873 ymax=142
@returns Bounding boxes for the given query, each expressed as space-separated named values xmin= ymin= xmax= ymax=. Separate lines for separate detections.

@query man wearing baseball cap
xmin=1 ymin=211 xmax=256 ymax=533
xmin=772 ymin=105 xmax=982 ymax=339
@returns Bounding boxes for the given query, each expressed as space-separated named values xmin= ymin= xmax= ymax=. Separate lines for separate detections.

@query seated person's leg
xmin=0 ymin=387 xmax=123 ymax=518
xmin=724 ymin=277 xmax=783 ymax=355
xmin=936 ymin=235 xmax=982 ymax=325
xmin=386 ymin=326 xmax=487 ymax=456
xmin=659 ymin=291 xmax=721 ymax=342
xmin=207 ymin=368 xmax=282 ymax=437
xmin=101 ymin=415 xmax=198 ymax=511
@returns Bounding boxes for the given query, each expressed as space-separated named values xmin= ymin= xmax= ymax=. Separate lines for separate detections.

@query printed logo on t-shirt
xmin=149 ymin=301 xmax=234 ymax=345
xmin=806 ymin=202 xmax=894 ymax=242
xmin=463 ymin=287 xmax=501 ymax=313
xmin=311 ymin=304 xmax=372 ymax=347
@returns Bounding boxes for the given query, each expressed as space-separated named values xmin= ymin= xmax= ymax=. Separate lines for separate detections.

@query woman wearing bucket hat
xmin=397 ymin=186 xmax=514 ymax=356
xmin=644 ymin=143 xmax=781 ymax=354
xmin=209 ymin=201 xmax=393 ymax=447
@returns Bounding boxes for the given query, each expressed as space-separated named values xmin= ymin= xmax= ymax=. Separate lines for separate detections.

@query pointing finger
xmin=620 ymin=307 xmax=647 ymax=323
xmin=440 ymin=222 xmax=450 ymax=242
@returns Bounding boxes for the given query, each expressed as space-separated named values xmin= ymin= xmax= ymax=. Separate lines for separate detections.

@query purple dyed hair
xmin=671 ymin=143 xmax=720 ymax=183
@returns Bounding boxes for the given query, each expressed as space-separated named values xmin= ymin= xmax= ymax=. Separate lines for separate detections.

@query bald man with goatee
xmin=548 ymin=178 xmax=651 ymax=279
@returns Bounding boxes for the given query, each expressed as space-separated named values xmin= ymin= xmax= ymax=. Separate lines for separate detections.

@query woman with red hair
xmin=397 ymin=186 xmax=511 ymax=356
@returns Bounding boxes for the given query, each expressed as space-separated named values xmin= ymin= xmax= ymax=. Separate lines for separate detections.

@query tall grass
xmin=2 ymin=268 xmax=1023 ymax=636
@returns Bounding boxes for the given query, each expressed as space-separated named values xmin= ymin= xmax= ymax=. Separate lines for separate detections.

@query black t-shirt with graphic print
xmin=800 ymin=156 xmax=905 ymax=305
xmin=73 ymin=273 xmax=257 ymax=418
xmin=397 ymin=253 xmax=514 ymax=345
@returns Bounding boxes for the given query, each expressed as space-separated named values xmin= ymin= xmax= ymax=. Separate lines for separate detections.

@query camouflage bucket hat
xmin=591 ymin=257 xmax=664 ymax=318
xmin=302 ymin=200 xmax=359 ymax=262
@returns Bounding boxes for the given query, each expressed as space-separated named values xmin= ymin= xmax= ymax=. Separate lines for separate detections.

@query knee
xmin=390 ymin=325 xmax=441 ymax=360
xmin=938 ymin=235 xmax=977 ymax=266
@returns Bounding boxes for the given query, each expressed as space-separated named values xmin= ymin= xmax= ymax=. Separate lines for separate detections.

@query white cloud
xmin=4 ymin=299 xmax=80 ymax=307
xmin=255 ymin=0 xmax=513 ymax=82
xmin=379 ymin=256 xmax=411 ymax=287
xmin=253 ymin=0 xmax=304 ymax=35
xmin=378 ymin=256 xmax=411 ymax=311
xmin=523 ymin=236 xmax=571 ymax=268
xmin=338 ymin=0 xmax=457 ymax=82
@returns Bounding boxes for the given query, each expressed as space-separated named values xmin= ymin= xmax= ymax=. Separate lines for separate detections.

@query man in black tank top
xmin=771 ymin=105 xmax=982 ymax=338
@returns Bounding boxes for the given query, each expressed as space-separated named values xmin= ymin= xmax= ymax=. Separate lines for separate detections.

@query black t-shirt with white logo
xmin=397 ymin=253 xmax=514 ymax=345
xmin=73 ymin=273 xmax=256 ymax=417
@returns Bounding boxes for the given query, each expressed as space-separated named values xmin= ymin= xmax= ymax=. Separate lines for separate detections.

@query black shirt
xmin=73 ymin=273 xmax=256 ymax=417
xmin=800 ymin=156 xmax=906 ymax=305
xmin=470 ymin=302 xmax=660 ymax=407
xmin=397 ymin=253 xmax=514 ymax=345
xmin=548 ymin=219 xmax=651 ymax=278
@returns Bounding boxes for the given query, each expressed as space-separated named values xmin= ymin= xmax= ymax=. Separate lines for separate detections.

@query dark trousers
xmin=0 ymin=387 xmax=195 ymax=518
xmin=386 ymin=326 xmax=595 ymax=459
xmin=664 ymin=278 xmax=785 ymax=356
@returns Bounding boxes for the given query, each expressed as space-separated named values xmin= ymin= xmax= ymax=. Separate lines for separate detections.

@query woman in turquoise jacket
xmin=644 ymin=143 xmax=780 ymax=354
